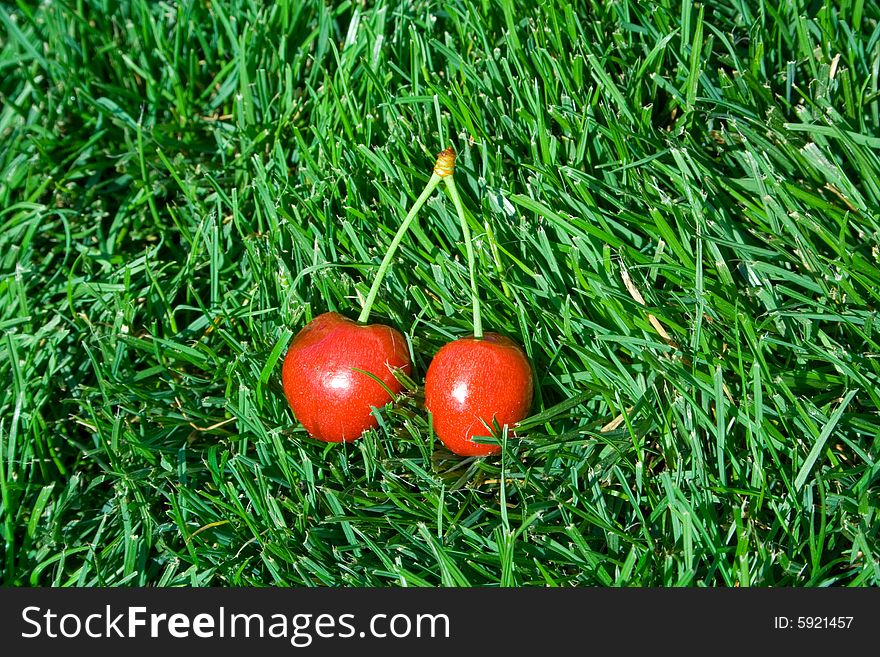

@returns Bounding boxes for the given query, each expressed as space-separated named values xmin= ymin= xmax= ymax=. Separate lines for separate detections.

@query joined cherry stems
xmin=358 ymin=147 xmax=483 ymax=341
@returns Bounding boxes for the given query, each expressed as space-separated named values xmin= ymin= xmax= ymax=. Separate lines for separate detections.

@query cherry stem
xmin=443 ymin=175 xmax=483 ymax=339
xmin=357 ymin=172 xmax=443 ymax=324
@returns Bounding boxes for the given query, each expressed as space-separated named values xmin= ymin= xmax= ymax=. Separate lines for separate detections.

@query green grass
xmin=1 ymin=0 xmax=879 ymax=587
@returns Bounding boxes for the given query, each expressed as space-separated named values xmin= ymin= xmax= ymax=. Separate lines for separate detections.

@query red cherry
xmin=281 ymin=312 xmax=411 ymax=442
xmin=424 ymin=333 xmax=533 ymax=456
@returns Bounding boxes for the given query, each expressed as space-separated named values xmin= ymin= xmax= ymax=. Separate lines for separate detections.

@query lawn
xmin=1 ymin=0 xmax=879 ymax=587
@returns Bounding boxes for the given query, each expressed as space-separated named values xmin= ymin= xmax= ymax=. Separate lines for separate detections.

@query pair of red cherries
xmin=280 ymin=149 xmax=533 ymax=457
xmin=281 ymin=312 xmax=532 ymax=456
